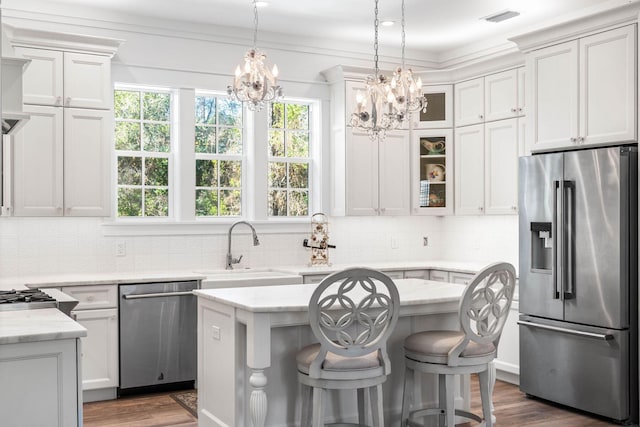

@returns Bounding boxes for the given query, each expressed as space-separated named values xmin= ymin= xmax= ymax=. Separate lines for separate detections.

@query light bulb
xmin=272 ymin=64 xmax=279 ymax=78
xmin=235 ymin=66 xmax=242 ymax=77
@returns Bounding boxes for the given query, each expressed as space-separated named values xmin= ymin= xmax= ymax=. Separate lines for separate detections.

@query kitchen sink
xmin=196 ymin=268 xmax=303 ymax=289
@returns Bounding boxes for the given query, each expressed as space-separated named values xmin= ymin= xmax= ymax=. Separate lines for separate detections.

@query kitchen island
xmin=195 ymin=278 xmax=472 ymax=427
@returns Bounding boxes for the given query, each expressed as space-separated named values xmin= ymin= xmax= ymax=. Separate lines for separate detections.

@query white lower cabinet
xmin=0 ymin=338 xmax=81 ymax=426
xmin=72 ymin=308 xmax=119 ymax=394
xmin=449 ymin=271 xmax=475 ymax=285
xmin=428 ymin=269 xmax=449 ymax=282
xmin=64 ymin=284 xmax=119 ymax=401
xmin=495 ymin=301 xmax=520 ymax=385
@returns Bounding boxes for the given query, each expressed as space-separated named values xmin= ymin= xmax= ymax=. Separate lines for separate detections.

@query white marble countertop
xmin=0 ymin=308 xmax=87 ymax=345
xmin=277 ymin=260 xmax=497 ymax=276
xmin=0 ymin=271 xmax=207 ymax=290
xmin=194 ymin=278 xmax=466 ymax=312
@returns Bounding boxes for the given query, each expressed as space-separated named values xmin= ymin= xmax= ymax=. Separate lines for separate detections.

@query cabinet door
xmin=526 ymin=40 xmax=579 ymax=152
xmin=412 ymin=128 xmax=453 ymax=215
xmin=64 ymin=52 xmax=112 ymax=110
xmin=455 ymin=124 xmax=485 ymax=215
xmin=72 ymin=308 xmax=119 ymax=390
xmin=485 ymin=118 xmax=519 ymax=215
xmin=0 ymin=339 xmax=79 ymax=427
xmin=412 ymin=84 xmax=453 ymax=129
xmin=379 ymin=131 xmax=410 ymax=216
xmin=495 ymin=301 xmax=520 ymax=383
xmin=579 ymin=25 xmax=636 ymax=147
xmin=15 ymin=47 xmax=64 ymax=106
xmin=517 ymin=67 xmax=526 ymax=116
xmin=484 ymin=69 xmax=518 ymax=122
xmin=64 ymin=108 xmax=111 ymax=216
xmin=346 ymin=130 xmax=379 ymax=215
xmin=454 ymin=77 xmax=484 ymax=127
xmin=13 ymin=105 xmax=64 ymax=216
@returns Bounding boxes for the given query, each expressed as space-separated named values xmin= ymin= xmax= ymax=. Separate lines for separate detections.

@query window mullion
xmin=177 ymin=88 xmax=196 ymax=221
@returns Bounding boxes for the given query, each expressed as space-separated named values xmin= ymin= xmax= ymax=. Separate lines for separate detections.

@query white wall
xmin=0 ymin=5 xmax=519 ymax=280
xmin=0 ymin=215 xmax=518 ymax=278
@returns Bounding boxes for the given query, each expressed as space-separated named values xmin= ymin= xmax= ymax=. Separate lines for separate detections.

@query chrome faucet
xmin=226 ymin=221 xmax=260 ymax=269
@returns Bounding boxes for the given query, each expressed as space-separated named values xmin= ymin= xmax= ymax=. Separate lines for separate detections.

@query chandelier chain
xmin=401 ymin=0 xmax=406 ymax=70
xmin=253 ymin=1 xmax=259 ymax=49
xmin=374 ymin=0 xmax=379 ymax=75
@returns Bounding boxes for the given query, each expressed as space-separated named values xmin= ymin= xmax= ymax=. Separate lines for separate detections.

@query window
xmin=112 ymin=86 xmax=321 ymax=225
xmin=268 ymin=101 xmax=311 ymax=217
xmin=114 ymin=88 xmax=171 ymax=217
xmin=194 ymin=93 xmax=244 ymax=217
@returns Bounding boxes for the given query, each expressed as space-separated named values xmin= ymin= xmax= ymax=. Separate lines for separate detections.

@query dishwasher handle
xmin=517 ymin=320 xmax=613 ymax=341
xmin=122 ymin=291 xmax=194 ymax=300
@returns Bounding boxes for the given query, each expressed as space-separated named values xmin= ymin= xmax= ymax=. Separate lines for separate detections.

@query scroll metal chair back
xmin=307 ymin=267 xmax=401 ymax=379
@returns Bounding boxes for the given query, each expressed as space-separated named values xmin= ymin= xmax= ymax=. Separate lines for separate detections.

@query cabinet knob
xmin=478 ymin=206 xmax=484 ymax=211
xmin=511 ymin=206 xmax=518 ymax=211
xmin=380 ymin=207 xmax=386 ymax=213
xmin=511 ymin=108 xmax=517 ymax=113
xmin=570 ymin=137 xmax=577 ymax=143
xmin=518 ymin=107 xmax=523 ymax=112
xmin=478 ymin=114 xmax=484 ymax=119
xmin=578 ymin=136 xmax=585 ymax=144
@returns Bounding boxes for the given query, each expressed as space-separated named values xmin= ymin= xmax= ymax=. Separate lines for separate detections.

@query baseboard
xmin=83 ymin=387 xmax=117 ymax=403
xmin=495 ymin=370 xmax=520 ymax=385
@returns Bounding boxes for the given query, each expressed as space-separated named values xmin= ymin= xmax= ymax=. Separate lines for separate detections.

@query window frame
xmin=113 ymin=84 xmax=174 ymax=220
xmin=110 ymin=85 xmax=323 ymax=228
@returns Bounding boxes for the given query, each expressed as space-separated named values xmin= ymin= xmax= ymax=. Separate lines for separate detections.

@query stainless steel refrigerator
xmin=518 ymin=145 xmax=638 ymax=423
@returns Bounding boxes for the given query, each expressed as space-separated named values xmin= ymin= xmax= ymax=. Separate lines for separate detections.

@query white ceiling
xmin=4 ymin=0 xmax=638 ymax=60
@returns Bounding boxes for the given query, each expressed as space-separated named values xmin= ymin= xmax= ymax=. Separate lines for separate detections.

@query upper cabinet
xmin=15 ymin=47 xmax=112 ymax=110
xmin=455 ymin=68 xmax=525 ymax=127
xmin=411 ymin=84 xmax=453 ymax=129
xmin=411 ymin=129 xmax=454 ymax=215
xmin=526 ymin=24 xmax=636 ymax=152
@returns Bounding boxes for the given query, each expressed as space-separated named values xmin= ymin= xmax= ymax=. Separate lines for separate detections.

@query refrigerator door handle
xmin=552 ymin=180 xmax=561 ymax=300
xmin=563 ymin=180 xmax=575 ymax=298
xmin=517 ymin=320 xmax=614 ymax=341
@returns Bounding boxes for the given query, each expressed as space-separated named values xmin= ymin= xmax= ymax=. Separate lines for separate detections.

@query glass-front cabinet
xmin=411 ymin=129 xmax=453 ymax=215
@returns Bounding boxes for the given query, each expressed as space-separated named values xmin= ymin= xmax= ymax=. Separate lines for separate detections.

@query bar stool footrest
xmin=407 ymin=407 xmax=484 ymax=426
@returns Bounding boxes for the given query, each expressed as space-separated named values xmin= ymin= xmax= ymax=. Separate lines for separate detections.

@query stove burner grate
xmin=0 ymin=289 xmax=56 ymax=304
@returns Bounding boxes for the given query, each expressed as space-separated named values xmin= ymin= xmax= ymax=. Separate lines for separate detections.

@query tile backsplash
xmin=0 ymin=215 xmax=518 ymax=278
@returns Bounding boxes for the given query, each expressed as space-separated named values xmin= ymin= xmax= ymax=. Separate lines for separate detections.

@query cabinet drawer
xmin=62 ymin=284 xmax=117 ymax=309
xmin=449 ymin=272 xmax=475 ymax=285
xmin=403 ymin=269 xmax=429 ymax=279
xmin=429 ymin=270 xmax=449 ymax=282
xmin=302 ymin=274 xmax=327 ymax=285
xmin=383 ymin=270 xmax=405 ymax=280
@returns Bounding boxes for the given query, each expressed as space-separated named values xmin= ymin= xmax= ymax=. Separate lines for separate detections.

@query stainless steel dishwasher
xmin=118 ymin=280 xmax=197 ymax=393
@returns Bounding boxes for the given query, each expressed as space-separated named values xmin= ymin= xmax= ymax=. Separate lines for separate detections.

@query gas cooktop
xmin=0 ymin=288 xmax=78 ymax=315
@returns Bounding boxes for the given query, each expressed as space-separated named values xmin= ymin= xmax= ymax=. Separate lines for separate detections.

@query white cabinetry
xmin=495 ymin=301 xmax=520 ymax=385
xmin=455 ymin=119 xmax=519 ymax=215
xmin=428 ymin=269 xmax=449 ymax=282
xmin=64 ymin=284 xmax=119 ymax=401
xmin=9 ymin=29 xmax=119 ymax=217
xmin=455 ymin=68 xmax=524 ymax=127
xmin=526 ymin=25 xmax=636 ymax=152
xmin=0 ymin=338 xmax=81 ymax=426
xmin=412 ymin=129 xmax=454 ymax=215
xmin=17 ymin=47 xmax=111 ymax=110
xmin=411 ymin=84 xmax=453 ymax=129
xmin=346 ymin=130 xmax=410 ymax=216
xmin=449 ymin=271 xmax=475 ymax=285
xmin=13 ymin=107 xmax=110 ymax=216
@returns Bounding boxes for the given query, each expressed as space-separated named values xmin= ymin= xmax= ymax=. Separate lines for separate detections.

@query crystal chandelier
xmin=350 ymin=0 xmax=404 ymax=141
xmin=227 ymin=1 xmax=283 ymax=112
xmin=390 ymin=0 xmax=427 ymax=115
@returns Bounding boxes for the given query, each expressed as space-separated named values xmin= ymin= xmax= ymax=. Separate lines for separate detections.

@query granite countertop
xmin=194 ymin=278 xmax=465 ymax=313
xmin=0 ymin=308 xmax=87 ymax=345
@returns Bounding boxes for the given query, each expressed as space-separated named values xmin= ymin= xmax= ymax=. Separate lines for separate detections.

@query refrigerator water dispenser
xmin=530 ymin=222 xmax=552 ymax=272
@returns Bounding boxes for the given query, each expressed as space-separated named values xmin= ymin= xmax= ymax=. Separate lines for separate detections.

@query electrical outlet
xmin=423 ymin=236 xmax=429 ymax=246
xmin=116 ymin=241 xmax=126 ymax=257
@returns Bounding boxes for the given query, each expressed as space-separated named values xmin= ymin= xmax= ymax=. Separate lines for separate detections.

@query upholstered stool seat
xmin=400 ymin=262 xmax=516 ymax=427
xmin=296 ymin=268 xmax=400 ymax=427
xmin=404 ymin=330 xmax=496 ymax=365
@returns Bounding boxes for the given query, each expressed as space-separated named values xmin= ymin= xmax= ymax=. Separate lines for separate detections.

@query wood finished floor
xmin=83 ymin=378 xmax=621 ymax=426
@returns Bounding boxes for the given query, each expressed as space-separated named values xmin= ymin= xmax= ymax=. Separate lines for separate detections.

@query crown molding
xmin=5 ymin=23 xmax=124 ymax=56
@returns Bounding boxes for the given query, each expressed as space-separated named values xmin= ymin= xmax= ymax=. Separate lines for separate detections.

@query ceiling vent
xmin=482 ymin=10 xmax=520 ymax=23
